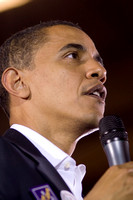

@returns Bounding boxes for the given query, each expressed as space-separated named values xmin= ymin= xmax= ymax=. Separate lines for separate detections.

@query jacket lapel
xmin=3 ymin=128 xmax=72 ymax=193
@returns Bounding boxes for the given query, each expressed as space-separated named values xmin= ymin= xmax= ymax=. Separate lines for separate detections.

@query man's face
xmin=28 ymin=25 xmax=107 ymax=131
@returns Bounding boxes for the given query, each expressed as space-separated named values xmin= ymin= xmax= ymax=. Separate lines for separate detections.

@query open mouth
xmin=83 ymin=84 xmax=107 ymax=102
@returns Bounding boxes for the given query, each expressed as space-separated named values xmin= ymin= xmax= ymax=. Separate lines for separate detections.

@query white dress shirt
xmin=11 ymin=124 xmax=86 ymax=200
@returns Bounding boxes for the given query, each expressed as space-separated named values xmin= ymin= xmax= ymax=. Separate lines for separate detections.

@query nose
xmin=86 ymin=63 xmax=107 ymax=84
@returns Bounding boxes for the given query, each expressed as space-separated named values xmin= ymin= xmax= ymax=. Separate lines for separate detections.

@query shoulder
xmin=0 ymin=134 xmax=21 ymax=162
xmin=0 ymin=134 xmax=13 ymax=152
xmin=0 ymin=128 xmax=30 ymax=161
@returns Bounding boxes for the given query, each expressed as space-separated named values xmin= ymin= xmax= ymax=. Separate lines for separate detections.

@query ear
xmin=1 ymin=67 xmax=30 ymax=99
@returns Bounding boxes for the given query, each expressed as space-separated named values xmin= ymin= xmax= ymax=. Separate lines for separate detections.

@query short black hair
xmin=0 ymin=20 xmax=81 ymax=118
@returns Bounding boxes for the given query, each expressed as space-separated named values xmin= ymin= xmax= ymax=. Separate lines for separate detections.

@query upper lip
xmin=83 ymin=84 xmax=107 ymax=101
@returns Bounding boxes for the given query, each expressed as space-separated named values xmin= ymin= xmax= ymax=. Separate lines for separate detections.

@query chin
xmin=84 ymin=112 xmax=104 ymax=129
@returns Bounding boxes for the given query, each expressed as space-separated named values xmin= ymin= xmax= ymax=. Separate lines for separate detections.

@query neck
xmin=10 ymin=115 xmax=84 ymax=155
xmin=9 ymin=103 xmax=92 ymax=155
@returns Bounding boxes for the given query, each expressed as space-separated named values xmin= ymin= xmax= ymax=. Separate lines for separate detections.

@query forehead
xmin=43 ymin=25 xmax=97 ymax=52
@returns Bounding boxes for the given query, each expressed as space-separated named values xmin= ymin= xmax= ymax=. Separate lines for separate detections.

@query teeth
xmin=92 ymin=91 xmax=100 ymax=97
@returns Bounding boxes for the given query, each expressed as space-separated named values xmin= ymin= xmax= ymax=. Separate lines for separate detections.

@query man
xmin=0 ymin=20 xmax=133 ymax=200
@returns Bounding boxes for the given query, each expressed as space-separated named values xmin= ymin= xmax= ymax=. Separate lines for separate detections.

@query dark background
xmin=0 ymin=0 xmax=133 ymax=196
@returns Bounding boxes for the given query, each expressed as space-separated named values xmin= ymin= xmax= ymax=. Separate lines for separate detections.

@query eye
xmin=65 ymin=52 xmax=79 ymax=59
xmin=94 ymin=55 xmax=104 ymax=66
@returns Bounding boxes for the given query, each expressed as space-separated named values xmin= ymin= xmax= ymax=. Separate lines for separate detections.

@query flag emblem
xmin=30 ymin=184 xmax=58 ymax=200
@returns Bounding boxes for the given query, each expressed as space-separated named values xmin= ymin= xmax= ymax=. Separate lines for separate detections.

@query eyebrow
xmin=59 ymin=43 xmax=86 ymax=52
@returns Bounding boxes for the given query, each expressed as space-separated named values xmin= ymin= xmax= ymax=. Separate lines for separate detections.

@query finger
xmin=118 ymin=161 xmax=133 ymax=169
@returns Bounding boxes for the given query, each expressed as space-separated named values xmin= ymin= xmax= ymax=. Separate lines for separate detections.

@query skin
xmin=2 ymin=25 xmax=133 ymax=200
xmin=2 ymin=25 xmax=106 ymax=154
xmin=85 ymin=162 xmax=133 ymax=200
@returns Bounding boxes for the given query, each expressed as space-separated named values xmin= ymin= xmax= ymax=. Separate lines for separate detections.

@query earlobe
xmin=1 ymin=67 xmax=30 ymax=99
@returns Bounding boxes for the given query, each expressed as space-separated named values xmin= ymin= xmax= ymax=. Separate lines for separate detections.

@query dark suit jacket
xmin=0 ymin=128 xmax=72 ymax=200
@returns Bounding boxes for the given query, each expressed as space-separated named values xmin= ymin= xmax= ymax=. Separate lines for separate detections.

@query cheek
xmin=31 ymin=65 xmax=82 ymax=106
xmin=49 ymin=69 xmax=80 ymax=94
xmin=57 ymin=73 xmax=81 ymax=101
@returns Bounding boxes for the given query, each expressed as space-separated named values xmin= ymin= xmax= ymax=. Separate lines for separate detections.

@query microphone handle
xmin=103 ymin=140 xmax=130 ymax=166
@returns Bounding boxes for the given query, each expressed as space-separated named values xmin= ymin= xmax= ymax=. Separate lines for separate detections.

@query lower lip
xmin=86 ymin=94 xmax=105 ymax=103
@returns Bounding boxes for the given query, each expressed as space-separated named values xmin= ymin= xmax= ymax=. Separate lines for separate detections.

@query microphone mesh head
xmin=99 ymin=115 xmax=125 ymax=134
xmin=99 ymin=115 xmax=128 ymax=146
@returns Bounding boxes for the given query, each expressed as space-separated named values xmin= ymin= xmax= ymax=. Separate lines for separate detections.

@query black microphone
xmin=99 ymin=115 xmax=130 ymax=166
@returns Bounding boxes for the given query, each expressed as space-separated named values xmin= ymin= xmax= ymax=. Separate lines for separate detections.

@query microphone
xmin=99 ymin=115 xmax=130 ymax=166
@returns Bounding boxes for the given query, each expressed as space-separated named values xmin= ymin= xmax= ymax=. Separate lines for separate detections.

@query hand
xmin=84 ymin=161 xmax=133 ymax=200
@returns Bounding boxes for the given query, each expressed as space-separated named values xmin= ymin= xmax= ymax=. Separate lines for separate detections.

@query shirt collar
xmin=11 ymin=124 xmax=70 ymax=167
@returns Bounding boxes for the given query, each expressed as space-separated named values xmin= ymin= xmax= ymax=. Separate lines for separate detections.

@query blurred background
xmin=0 ymin=0 xmax=133 ymax=196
